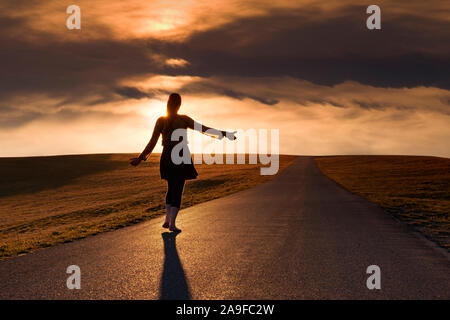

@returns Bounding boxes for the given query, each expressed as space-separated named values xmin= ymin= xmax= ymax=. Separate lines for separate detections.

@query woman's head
xmin=167 ymin=93 xmax=181 ymax=117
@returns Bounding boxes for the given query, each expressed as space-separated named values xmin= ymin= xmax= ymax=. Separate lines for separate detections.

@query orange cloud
xmin=0 ymin=1 xmax=449 ymax=157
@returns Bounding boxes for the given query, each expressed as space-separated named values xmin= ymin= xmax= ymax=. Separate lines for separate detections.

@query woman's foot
xmin=163 ymin=204 xmax=171 ymax=229
xmin=169 ymin=226 xmax=181 ymax=233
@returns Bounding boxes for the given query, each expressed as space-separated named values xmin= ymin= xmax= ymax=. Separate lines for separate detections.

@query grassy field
xmin=315 ymin=156 xmax=450 ymax=250
xmin=0 ymin=153 xmax=296 ymax=259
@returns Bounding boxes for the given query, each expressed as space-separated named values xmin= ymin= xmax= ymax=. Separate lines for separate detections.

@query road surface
xmin=0 ymin=157 xmax=449 ymax=299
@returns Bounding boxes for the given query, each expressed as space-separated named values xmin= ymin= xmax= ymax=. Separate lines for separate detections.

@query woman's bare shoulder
xmin=178 ymin=114 xmax=194 ymax=128
xmin=158 ymin=116 xmax=171 ymax=123
xmin=155 ymin=116 xmax=167 ymax=128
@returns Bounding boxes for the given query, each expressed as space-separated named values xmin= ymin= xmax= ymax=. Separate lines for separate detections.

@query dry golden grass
xmin=0 ymin=153 xmax=295 ymax=259
xmin=315 ymin=156 xmax=450 ymax=250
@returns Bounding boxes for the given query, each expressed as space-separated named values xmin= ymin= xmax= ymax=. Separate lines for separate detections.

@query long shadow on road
xmin=159 ymin=232 xmax=191 ymax=300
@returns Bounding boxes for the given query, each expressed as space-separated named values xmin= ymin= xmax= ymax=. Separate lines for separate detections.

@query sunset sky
xmin=1 ymin=0 xmax=449 ymax=157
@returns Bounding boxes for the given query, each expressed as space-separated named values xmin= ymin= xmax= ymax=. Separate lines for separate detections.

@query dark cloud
xmin=177 ymin=80 xmax=279 ymax=105
xmin=114 ymin=86 xmax=155 ymax=100
xmin=0 ymin=111 xmax=42 ymax=129
xmin=221 ymin=89 xmax=279 ymax=106
xmin=352 ymin=100 xmax=385 ymax=110
xmin=0 ymin=1 xmax=449 ymax=130
xmin=306 ymin=99 xmax=345 ymax=108
xmin=168 ymin=5 xmax=450 ymax=89
xmin=0 ymin=15 xmax=164 ymax=105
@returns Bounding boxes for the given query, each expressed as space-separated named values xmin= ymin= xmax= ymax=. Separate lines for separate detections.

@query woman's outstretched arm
xmin=185 ymin=115 xmax=237 ymax=140
xmin=130 ymin=118 xmax=162 ymax=166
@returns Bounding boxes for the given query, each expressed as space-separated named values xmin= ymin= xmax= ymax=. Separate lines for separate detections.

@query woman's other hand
xmin=129 ymin=157 xmax=141 ymax=166
xmin=225 ymin=131 xmax=237 ymax=141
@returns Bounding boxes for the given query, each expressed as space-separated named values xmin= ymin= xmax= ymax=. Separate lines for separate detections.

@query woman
xmin=130 ymin=93 xmax=237 ymax=232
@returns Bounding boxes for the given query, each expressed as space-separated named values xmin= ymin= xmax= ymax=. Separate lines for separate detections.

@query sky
xmin=0 ymin=0 xmax=449 ymax=157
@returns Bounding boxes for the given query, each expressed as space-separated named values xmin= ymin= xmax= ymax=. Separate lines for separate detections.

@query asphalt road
xmin=0 ymin=157 xmax=448 ymax=299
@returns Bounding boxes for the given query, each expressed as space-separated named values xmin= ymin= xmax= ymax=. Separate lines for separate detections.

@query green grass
xmin=0 ymin=153 xmax=295 ymax=259
xmin=315 ymin=155 xmax=450 ymax=250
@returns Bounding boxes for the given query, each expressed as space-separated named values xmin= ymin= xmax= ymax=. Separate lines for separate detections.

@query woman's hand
xmin=129 ymin=157 xmax=141 ymax=166
xmin=224 ymin=131 xmax=237 ymax=140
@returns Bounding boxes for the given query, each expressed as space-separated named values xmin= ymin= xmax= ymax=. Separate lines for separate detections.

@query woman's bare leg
xmin=169 ymin=207 xmax=181 ymax=232
xmin=162 ymin=204 xmax=171 ymax=228
xmin=168 ymin=177 xmax=184 ymax=232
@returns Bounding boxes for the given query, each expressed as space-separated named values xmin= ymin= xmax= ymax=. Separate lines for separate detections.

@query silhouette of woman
xmin=130 ymin=93 xmax=236 ymax=232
